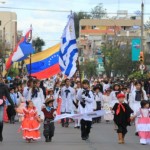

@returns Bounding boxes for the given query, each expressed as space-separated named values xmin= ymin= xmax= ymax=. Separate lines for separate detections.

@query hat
xmin=93 ymin=85 xmax=101 ymax=91
xmin=116 ymin=93 xmax=125 ymax=99
xmin=82 ymin=79 xmax=89 ymax=85
xmin=45 ymin=98 xmax=54 ymax=104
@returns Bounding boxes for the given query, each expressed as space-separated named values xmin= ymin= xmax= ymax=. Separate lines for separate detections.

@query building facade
xmin=78 ymin=18 xmax=141 ymax=74
xmin=0 ymin=11 xmax=17 ymax=58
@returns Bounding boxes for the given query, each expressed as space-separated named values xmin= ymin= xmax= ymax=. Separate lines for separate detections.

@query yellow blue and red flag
xmin=25 ymin=44 xmax=61 ymax=79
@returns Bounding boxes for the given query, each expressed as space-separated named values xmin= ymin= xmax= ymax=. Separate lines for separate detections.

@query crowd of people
xmin=0 ymin=73 xmax=149 ymax=145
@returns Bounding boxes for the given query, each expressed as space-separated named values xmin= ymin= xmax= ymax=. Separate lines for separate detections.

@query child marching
xmin=135 ymin=100 xmax=150 ymax=145
xmin=42 ymin=98 xmax=57 ymax=142
xmin=112 ymin=93 xmax=134 ymax=144
xmin=17 ymin=100 xmax=41 ymax=143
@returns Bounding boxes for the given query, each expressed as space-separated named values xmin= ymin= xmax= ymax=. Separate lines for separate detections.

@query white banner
xmin=52 ymin=110 xmax=106 ymax=122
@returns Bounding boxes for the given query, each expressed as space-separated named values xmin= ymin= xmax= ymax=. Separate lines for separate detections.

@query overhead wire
xmin=0 ymin=6 xmax=150 ymax=15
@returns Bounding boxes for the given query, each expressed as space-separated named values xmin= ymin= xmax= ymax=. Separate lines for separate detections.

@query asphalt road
xmin=0 ymin=121 xmax=149 ymax=150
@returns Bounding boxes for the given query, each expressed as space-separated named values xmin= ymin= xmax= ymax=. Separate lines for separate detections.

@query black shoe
xmin=86 ymin=134 xmax=89 ymax=139
xmin=45 ymin=137 xmax=49 ymax=142
xmin=49 ymin=138 xmax=52 ymax=142
xmin=82 ymin=137 xmax=87 ymax=140
xmin=65 ymin=123 xmax=69 ymax=127
xmin=77 ymin=126 xmax=80 ymax=129
xmin=135 ymin=132 xmax=139 ymax=136
xmin=0 ymin=136 xmax=3 ymax=142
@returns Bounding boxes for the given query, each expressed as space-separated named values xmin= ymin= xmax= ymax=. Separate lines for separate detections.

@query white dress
xmin=27 ymin=88 xmax=45 ymax=119
xmin=129 ymin=90 xmax=148 ymax=115
xmin=60 ymin=86 xmax=75 ymax=113
xmin=102 ymin=95 xmax=113 ymax=120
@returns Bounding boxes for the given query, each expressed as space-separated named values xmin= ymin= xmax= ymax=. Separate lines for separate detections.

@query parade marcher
xmin=129 ymin=81 xmax=148 ymax=135
xmin=27 ymin=79 xmax=45 ymax=119
xmin=93 ymin=85 xmax=103 ymax=123
xmin=134 ymin=100 xmax=150 ymax=145
xmin=102 ymin=88 xmax=113 ymax=122
xmin=145 ymin=78 xmax=150 ymax=99
xmin=17 ymin=100 xmax=41 ymax=143
xmin=112 ymin=93 xmax=134 ymax=144
xmin=42 ymin=98 xmax=57 ymax=142
xmin=0 ymin=74 xmax=15 ymax=142
xmin=40 ymin=80 xmax=47 ymax=99
xmin=74 ymin=81 xmax=81 ymax=128
xmin=77 ymin=79 xmax=94 ymax=140
xmin=103 ymin=79 xmax=110 ymax=93
xmin=60 ymin=79 xmax=75 ymax=127
xmin=23 ymin=79 xmax=33 ymax=101
xmin=110 ymin=83 xmax=123 ymax=108
xmin=6 ymin=87 xmax=17 ymax=124
xmin=46 ymin=88 xmax=57 ymax=109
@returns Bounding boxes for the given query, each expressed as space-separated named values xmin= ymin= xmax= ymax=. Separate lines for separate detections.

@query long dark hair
xmin=135 ymin=81 xmax=144 ymax=100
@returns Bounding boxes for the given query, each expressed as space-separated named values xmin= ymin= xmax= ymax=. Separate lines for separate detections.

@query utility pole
xmin=141 ymin=1 xmax=144 ymax=53
xmin=140 ymin=1 xmax=144 ymax=75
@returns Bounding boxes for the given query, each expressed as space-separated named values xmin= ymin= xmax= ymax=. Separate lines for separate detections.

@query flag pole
xmin=29 ymin=24 xmax=32 ymax=77
xmin=71 ymin=10 xmax=82 ymax=84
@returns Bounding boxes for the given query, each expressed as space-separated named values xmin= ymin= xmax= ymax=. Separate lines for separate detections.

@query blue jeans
xmin=0 ymin=106 xmax=4 ymax=123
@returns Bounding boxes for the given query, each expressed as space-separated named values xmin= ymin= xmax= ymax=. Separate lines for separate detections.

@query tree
xmin=80 ymin=60 xmax=98 ymax=78
xmin=101 ymin=38 xmax=139 ymax=77
xmin=144 ymin=17 xmax=150 ymax=30
xmin=74 ymin=3 xmax=107 ymax=38
xmin=91 ymin=3 xmax=107 ymax=19
xmin=32 ymin=37 xmax=45 ymax=53
xmin=74 ymin=12 xmax=91 ymax=38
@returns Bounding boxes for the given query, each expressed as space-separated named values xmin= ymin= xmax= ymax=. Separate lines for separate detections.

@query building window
xmin=0 ymin=21 xmax=1 ymax=26
xmin=81 ymin=26 xmax=86 ymax=30
xmin=92 ymin=26 xmax=96 ymax=29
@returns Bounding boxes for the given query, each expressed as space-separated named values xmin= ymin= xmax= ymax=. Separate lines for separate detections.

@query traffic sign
xmin=139 ymin=64 xmax=145 ymax=70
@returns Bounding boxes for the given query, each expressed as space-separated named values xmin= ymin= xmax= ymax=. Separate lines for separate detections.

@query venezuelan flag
xmin=25 ymin=43 xmax=61 ymax=79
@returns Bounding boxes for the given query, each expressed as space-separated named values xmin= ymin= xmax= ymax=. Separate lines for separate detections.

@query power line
xmin=1 ymin=6 xmax=150 ymax=15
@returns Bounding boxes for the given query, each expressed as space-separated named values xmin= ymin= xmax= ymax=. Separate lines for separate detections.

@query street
xmin=0 ymin=121 xmax=149 ymax=150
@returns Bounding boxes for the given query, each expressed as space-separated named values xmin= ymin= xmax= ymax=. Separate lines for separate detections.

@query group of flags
xmin=5 ymin=14 xmax=78 ymax=79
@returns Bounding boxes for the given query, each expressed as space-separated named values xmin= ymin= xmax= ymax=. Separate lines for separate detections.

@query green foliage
xmin=32 ymin=37 xmax=45 ymax=53
xmin=91 ymin=3 xmax=107 ymax=19
xmin=7 ymin=68 xmax=19 ymax=77
xmin=74 ymin=12 xmax=91 ymax=38
xmin=80 ymin=60 xmax=98 ymax=78
xmin=74 ymin=3 xmax=107 ymax=38
xmin=128 ymin=71 xmax=149 ymax=80
xmin=101 ymin=39 xmax=139 ymax=77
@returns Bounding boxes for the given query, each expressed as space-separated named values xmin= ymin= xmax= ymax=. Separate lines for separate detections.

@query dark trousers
xmin=93 ymin=101 xmax=101 ymax=123
xmin=61 ymin=112 xmax=71 ymax=126
xmin=117 ymin=124 xmax=127 ymax=135
xmin=0 ymin=106 xmax=3 ymax=140
xmin=7 ymin=106 xmax=16 ymax=123
xmin=80 ymin=119 xmax=92 ymax=138
xmin=43 ymin=119 xmax=55 ymax=139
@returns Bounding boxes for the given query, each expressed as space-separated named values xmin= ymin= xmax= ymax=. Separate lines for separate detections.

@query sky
xmin=0 ymin=0 xmax=150 ymax=49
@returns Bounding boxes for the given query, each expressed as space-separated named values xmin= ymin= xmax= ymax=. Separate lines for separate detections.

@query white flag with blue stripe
xmin=59 ymin=14 xmax=78 ymax=78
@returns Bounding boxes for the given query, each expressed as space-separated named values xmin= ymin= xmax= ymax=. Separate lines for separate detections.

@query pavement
xmin=0 ymin=121 xmax=149 ymax=150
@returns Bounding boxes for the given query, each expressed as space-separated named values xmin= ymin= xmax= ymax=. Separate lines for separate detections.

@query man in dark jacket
xmin=0 ymin=74 xmax=15 ymax=142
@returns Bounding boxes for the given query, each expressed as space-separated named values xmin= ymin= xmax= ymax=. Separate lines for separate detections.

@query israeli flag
xmin=59 ymin=14 xmax=78 ymax=78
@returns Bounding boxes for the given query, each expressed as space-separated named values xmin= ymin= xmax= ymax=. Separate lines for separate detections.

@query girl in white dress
xmin=27 ymin=79 xmax=45 ymax=119
xmin=129 ymin=81 xmax=148 ymax=135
